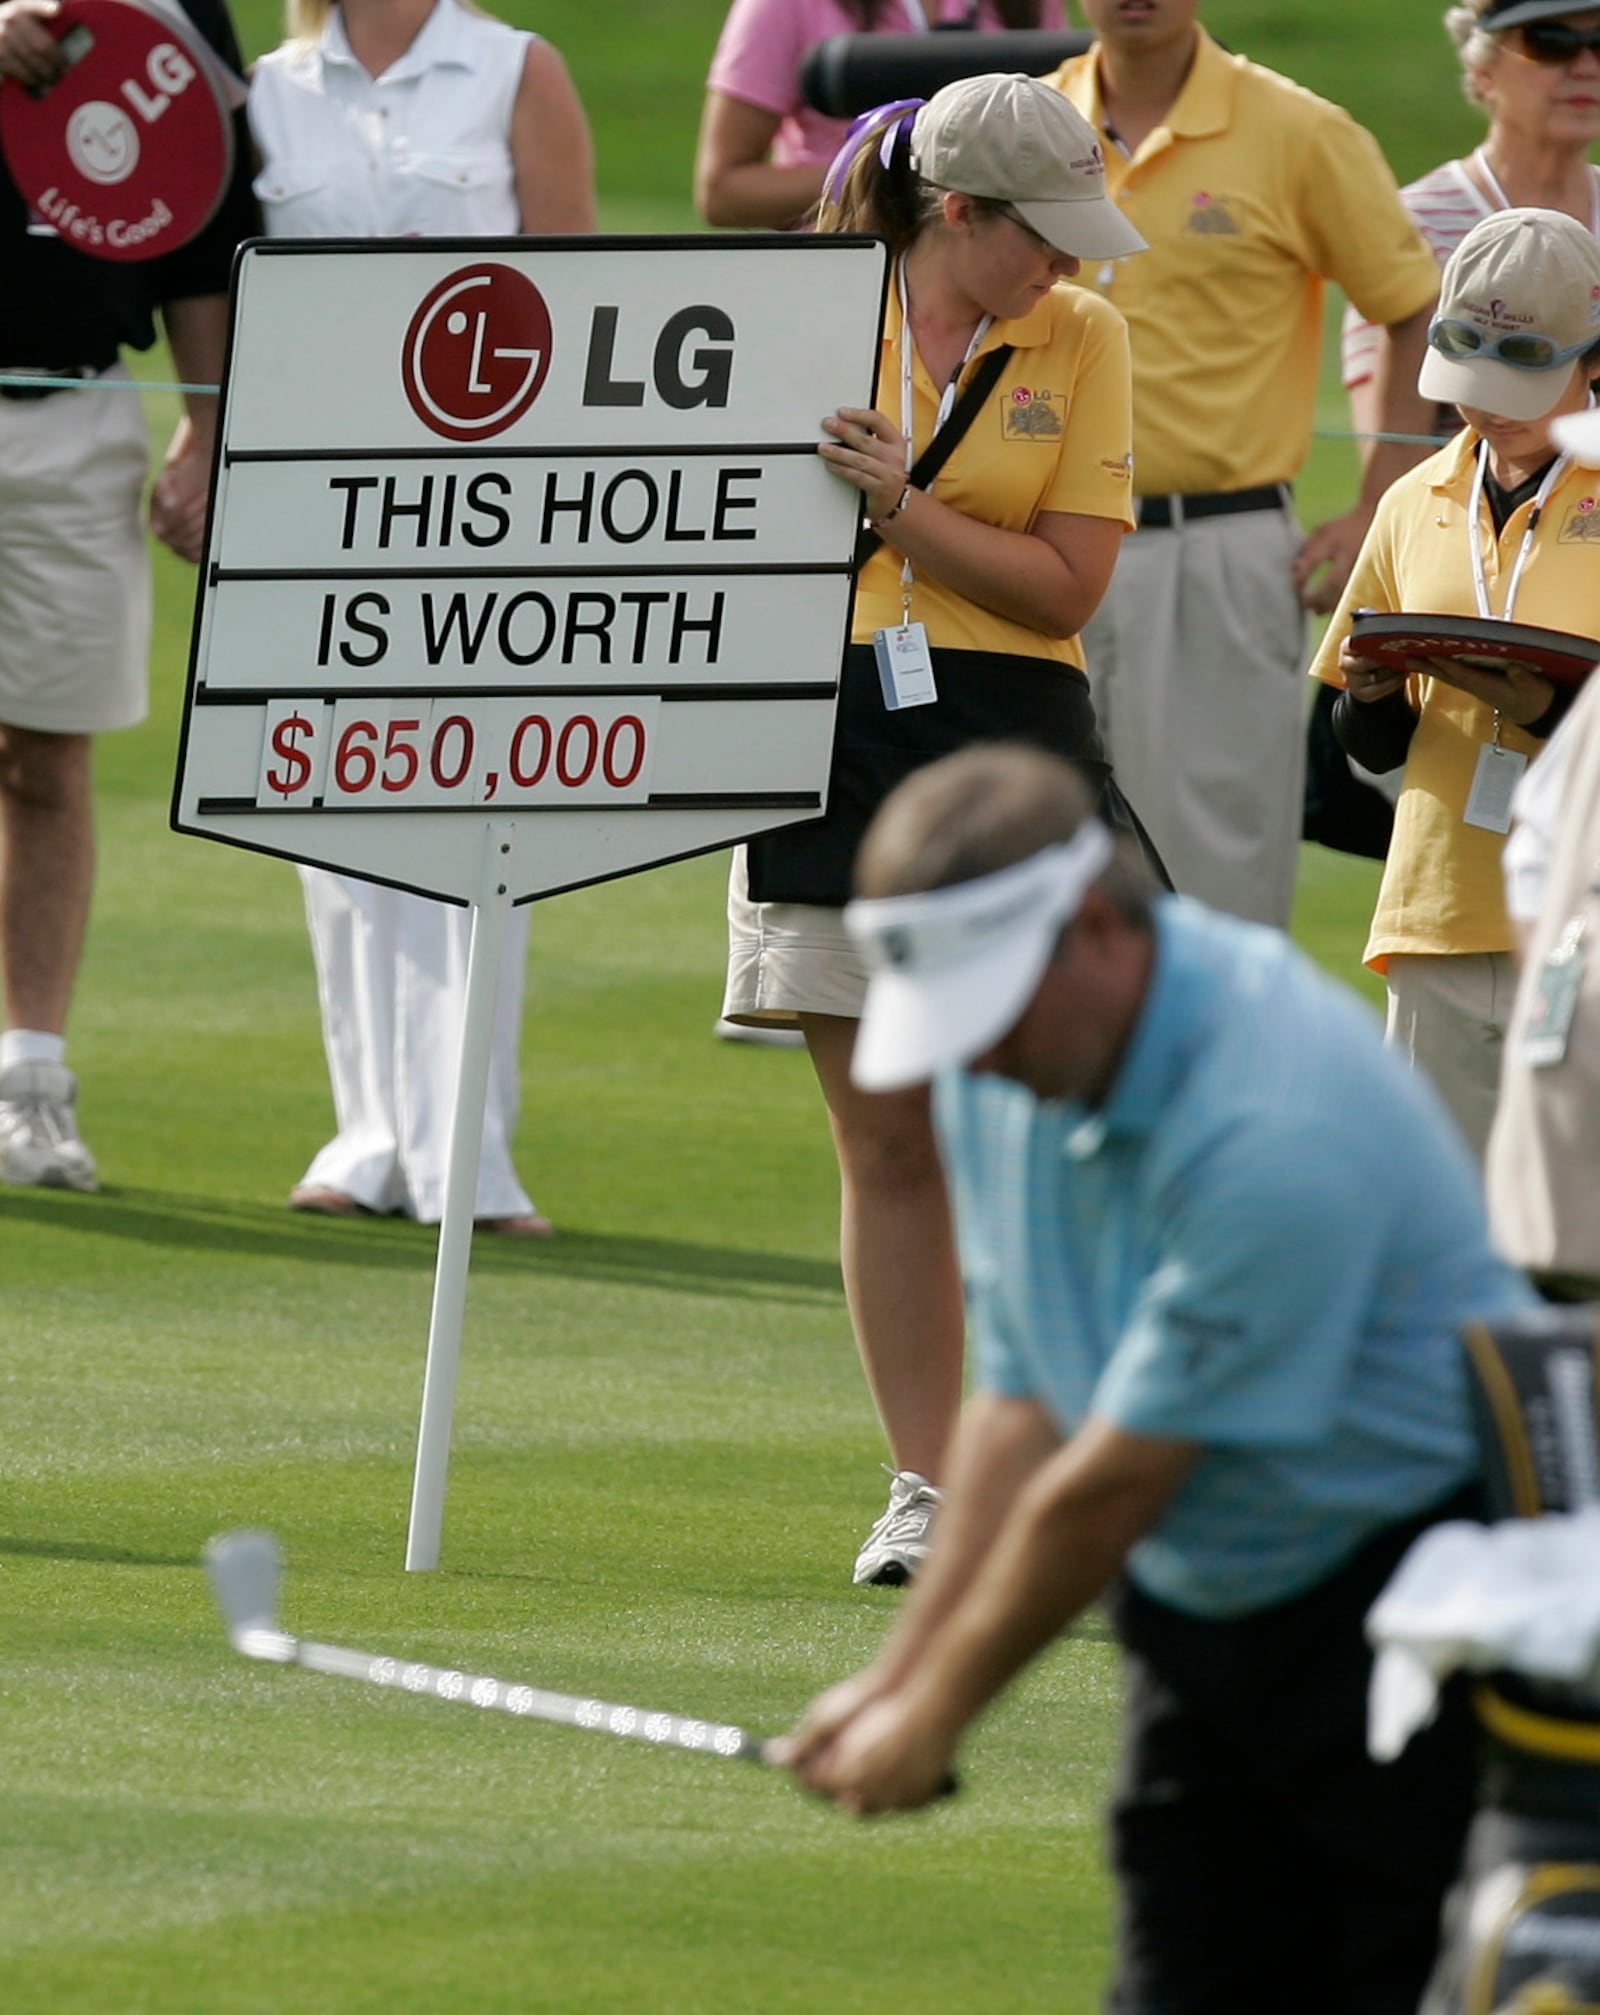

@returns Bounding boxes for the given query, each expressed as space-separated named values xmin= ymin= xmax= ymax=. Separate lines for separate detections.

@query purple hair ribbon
xmin=821 ymin=96 xmax=926 ymax=207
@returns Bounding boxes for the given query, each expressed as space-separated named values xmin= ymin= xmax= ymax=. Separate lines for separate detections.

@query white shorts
xmin=0 ymin=367 xmax=150 ymax=734
xmin=721 ymin=845 xmax=870 ymax=1025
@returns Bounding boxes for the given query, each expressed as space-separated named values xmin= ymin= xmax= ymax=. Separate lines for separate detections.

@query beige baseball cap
xmin=1419 ymin=208 xmax=1600 ymax=423
xmin=909 ymin=73 xmax=1147 ymax=263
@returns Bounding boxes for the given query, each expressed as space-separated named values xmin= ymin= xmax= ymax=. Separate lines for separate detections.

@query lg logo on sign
xmin=65 ymin=41 xmax=200 ymax=186
xmin=402 ymin=265 xmax=554 ymax=443
xmin=402 ymin=263 xmax=737 ymax=443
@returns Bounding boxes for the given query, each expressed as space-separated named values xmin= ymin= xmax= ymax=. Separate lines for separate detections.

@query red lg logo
xmin=401 ymin=264 xmax=553 ymax=442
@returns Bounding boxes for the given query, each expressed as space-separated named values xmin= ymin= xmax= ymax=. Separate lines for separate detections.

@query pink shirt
xmin=707 ymin=0 xmax=1067 ymax=170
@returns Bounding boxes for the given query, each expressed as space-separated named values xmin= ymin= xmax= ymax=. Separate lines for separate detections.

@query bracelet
xmin=872 ymin=483 xmax=911 ymax=528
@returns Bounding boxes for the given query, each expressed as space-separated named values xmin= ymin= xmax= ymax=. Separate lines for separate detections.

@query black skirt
xmin=744 ymin=642 xmax=1164 ymax=909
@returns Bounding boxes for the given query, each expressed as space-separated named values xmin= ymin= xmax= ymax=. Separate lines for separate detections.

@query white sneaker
xmin=713 ymin=1017 xmax=806 ymax=1050
xmin=852 ymin=1467 xmax=943 ymax=1587
xmin=0 ymin=1060 xmax=98 ymax=1191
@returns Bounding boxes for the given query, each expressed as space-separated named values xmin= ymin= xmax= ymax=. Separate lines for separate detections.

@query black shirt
xmin=0 ymin=0 xmax=259 ymax=368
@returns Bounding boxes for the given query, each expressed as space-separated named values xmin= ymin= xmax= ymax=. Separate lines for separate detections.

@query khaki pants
xmin=1385 ymin=951 xmax=1515 ymax=1169
xmin=1082 ymin=502 xmax=1307 ymax=929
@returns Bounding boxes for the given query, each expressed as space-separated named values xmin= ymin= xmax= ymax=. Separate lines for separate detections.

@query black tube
xmin=800 ymin=30 xmax=1093 ymax=117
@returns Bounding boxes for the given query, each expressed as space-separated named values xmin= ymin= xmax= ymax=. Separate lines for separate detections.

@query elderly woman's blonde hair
xmin=1444 ymin=0 xmax=1515 ymax=106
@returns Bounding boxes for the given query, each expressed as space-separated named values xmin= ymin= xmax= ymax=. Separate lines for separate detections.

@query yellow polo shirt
xmin=1310 ymin=431 xmax=1600 ymax=968
xmin=1045 ymin=30 xmax=1438 ymax=497
xmin=853 ymin=279 xmax=1134 ymax=665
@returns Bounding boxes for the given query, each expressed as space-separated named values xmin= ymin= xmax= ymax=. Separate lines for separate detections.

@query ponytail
xmin=816 ymin=99 xmax=938 ymax=254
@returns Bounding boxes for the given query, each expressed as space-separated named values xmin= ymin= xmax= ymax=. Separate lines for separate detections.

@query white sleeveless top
xmin=249 ymin=0 xmax=531 ymax=238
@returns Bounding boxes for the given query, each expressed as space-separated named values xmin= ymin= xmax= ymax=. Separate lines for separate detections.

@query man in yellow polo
xmin=1045 ymin=0 xmax=1440 ymax=927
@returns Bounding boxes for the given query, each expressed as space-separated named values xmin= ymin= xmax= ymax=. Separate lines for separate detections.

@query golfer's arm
xmin=868 ymin=1393 xmax=1064 ymax=1694
xmin=900 ymin=1416 xmax=1196 ymax=1737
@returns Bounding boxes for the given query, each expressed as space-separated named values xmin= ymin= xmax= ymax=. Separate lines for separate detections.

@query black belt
xmin=0 ymin=364 xmax=104 ymax=403
xmin=1135 ymin=483 xmax=1291 ymax=530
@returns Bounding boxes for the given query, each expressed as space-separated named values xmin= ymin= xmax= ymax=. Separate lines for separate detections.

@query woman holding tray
xmin=1312 ymin=206 xmax=1600 ymax=1164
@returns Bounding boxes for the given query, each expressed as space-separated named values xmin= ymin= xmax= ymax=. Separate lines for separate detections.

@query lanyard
xmin=1473 ymin=147 xmax=1600 ymax=240
xmin=1466 ymin=439 xmax=1569 ymax=749
xmin=894 ymin=258 xmax=991 ymax=619
xmin=1466 ymin=439 xmax=1569 ymax=625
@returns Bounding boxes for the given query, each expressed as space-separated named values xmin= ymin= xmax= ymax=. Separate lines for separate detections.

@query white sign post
xmin=174 ymin=236 xmax=888 ymax=1568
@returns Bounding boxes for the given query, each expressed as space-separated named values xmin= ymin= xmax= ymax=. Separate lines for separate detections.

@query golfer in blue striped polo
xmin=779 ymin=741 xmax=1535 ymax=2015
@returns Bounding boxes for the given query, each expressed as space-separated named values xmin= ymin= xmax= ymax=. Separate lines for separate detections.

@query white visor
xmin=844 ymin=825 xmax=1114 ymax=1092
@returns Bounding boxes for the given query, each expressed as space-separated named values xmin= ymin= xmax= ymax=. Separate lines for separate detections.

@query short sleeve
xmin=1292 ymin=113 xmax=1440 ymax=329
xmin=1039 ymin=294 xmax=1135 ymax=525
xmin=1090 ymin=1127 xmax=1385 ymax=1447
xmin=706 ymin=0 xmax=813 ymax=117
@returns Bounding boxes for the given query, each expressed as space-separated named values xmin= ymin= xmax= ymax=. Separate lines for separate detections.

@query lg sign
xmin=401 ymin=263 xmax=737 ymax=443
xmin=0 ymin=0 xmax=234 ymax=260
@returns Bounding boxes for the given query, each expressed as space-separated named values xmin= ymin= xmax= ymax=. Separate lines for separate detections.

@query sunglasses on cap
xmin=1429 ymin=315 xmax=1595 ymax=370
xmin=1510 ymin=19 xmax=1600 ymax=62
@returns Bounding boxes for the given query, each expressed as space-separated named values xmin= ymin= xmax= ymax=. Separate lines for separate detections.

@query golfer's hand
xmin=1295 ymin=509 xmax=1368 ymax=614
xmin=818 ymin=406 xmax=907 ymax=523
xmin=1337 ymin=641 xmax=1410 ymax=704
xmin=771 ymin=1666 xmax=890 ymax=1775
xmin=0 ymin=0 xmax=64 ymax=88
xmin=793 ymin=1686 xmax=961 ymax=1816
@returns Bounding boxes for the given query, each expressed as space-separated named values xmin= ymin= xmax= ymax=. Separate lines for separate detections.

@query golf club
xmin=204 ymin=1528 xmax=772 ymax=1767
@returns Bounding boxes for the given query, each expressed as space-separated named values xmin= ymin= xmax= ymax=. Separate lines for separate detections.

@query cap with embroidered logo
xmin=909 ymin=73 xmax=1147 ymax=262
xmin=1418 ymin=207 xmax=1600 ymax=422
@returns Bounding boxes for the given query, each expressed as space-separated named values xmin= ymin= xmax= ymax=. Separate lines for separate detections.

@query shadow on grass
xmin=0 ymin=1186 xmax=841 ymax=1303
xmin=0 ymin=1533 xmax=196 ymax=1568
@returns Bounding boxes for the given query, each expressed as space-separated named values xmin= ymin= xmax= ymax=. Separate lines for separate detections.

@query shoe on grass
xmin=0 ymin=1060 xmax=98 ymax=1192
xmin=853 ymin=1467 xmax=943 ymax=1587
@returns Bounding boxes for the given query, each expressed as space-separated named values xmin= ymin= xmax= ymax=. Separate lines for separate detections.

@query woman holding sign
xmin=249 ymin=0 xmax=594 ymax=1232
xmin=722 ymin=73 xmax=1147 ymax=1584
xmin=1313 ymin=207 xmax=1600 ymax=1165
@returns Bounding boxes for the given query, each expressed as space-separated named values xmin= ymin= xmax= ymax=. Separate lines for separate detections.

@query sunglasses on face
xmin=1429 ymin=315 xmax=1594 ymax=370
xmin=1511 ymin=20 xmax=1600 ymax=63
xmin=998 ymin=206 xmax=1059 ymax=253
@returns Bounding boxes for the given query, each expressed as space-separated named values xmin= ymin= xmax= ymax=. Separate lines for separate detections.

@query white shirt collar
xmin=319 ymin=0 xmax=476 ymax=81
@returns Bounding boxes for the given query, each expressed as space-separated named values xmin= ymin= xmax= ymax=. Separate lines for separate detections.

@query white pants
xmin=1385 ymin=952 xmax=1515 ymax=1171
xmin=298 ymin=867 xmax=534 ymax=1222
xmin=1082 ymin=502 xmax=1308 ymax=929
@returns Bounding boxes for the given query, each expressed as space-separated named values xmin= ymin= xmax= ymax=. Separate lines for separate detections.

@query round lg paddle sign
xmin=0 ymin=0 xmax=233 ymax=261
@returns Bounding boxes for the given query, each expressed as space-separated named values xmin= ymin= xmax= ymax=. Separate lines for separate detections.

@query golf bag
xmin=1422 ymin=1310 xmax=1600 ymax=2015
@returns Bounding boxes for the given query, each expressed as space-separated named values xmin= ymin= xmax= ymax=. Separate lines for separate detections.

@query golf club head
xmin=204 ymin=1528 xmax=294 ymax=1662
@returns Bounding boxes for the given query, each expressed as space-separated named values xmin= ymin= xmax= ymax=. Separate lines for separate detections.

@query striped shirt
xmin=937 ymin=898 xmax=1535 ymax=1620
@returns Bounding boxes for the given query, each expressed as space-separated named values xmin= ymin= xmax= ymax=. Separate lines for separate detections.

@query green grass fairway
xmin=3 ymin=3 xmax=1481 ymax=2006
